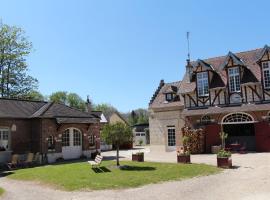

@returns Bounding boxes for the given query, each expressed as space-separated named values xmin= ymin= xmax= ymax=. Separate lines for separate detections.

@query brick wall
xmin=0 ymin=119 xmax=32 ymax=153
xmin=40 ymin=119 xmax=100 ymax=153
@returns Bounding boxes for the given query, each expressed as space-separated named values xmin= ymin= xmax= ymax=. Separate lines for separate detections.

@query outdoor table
xmin=229 ymin=143 xmax=241 ymax=152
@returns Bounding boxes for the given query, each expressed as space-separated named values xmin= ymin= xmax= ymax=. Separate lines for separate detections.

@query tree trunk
xmin=116 ymin=145 xmax=120 ymax=166
xmin=6 ymin=62 xmax=10 ymax=97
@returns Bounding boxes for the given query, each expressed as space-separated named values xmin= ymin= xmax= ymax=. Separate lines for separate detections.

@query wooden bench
xmin=88 ymin=155 xmax=103 ymax=168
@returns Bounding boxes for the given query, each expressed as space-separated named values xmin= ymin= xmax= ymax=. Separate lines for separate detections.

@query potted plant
xmin=217 ymin=149 xmax=232 ymax=168
xmin=177 ymin=136 xmax=191 ymax=164
xmin=217 ymin=132 xmax=232 ymax=168
xmin=132 ymin=152 xmax=144 ymax=162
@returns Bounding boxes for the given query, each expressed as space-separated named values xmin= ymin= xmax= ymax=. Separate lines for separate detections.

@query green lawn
xmin=0 ymin=187 xmax=5 ymax=196
xmin=8 ymin=161 xmax=221 ymax=191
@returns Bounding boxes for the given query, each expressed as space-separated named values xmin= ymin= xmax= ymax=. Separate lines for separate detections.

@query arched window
xmin=222 ymin=112 xmax=254 ymax=124
xmin=201 ymin=115 xmax=211 ymax=124
xmin=62 ymin=129 xmax=70 ymax=147
xmin=73 ymin=129 xmax=81 ymax=146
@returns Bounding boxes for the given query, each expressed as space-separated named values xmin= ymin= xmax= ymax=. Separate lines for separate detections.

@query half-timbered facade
xmin=149 ymin=45 xmax=270 ymax=152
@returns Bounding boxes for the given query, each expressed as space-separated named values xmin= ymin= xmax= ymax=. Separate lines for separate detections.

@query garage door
xmin=62 ymin=128 xmax=82 ymax=160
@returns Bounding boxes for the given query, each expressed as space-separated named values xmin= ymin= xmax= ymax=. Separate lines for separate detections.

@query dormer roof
xmin=163 ymin=85 xmax=178 ymax=94
xmin=222 ymin=51 xmax=245 ymax=69
xmin=180 ymin=46 xmax=267 ymax=94
xmin=256 ymin=45 xmax=270 ymax=63
xmin=194 ymin=59 xmax=215 ymax=72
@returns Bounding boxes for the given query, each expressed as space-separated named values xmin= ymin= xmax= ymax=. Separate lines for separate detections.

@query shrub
xmin=217 ymin=149 xmax=231 ymax=158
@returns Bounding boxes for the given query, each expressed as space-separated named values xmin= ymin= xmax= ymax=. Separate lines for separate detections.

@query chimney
xmin=159 ymin=79 xmax=165 ymax=87
xmin=85 ymin=95 xmax=92 ymax=113
xmin=186 ymin=59 xmax=192 ymax=83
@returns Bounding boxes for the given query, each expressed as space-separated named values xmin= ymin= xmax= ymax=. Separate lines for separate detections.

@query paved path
xmin=0 ymin=150 xmax=270 ymax=200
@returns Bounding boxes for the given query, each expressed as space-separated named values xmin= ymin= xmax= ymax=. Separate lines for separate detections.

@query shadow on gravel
xmin=231 ymin=166 xmax=240 ymax=169
xmin=0 ymin=171 xmax=14 ymax=177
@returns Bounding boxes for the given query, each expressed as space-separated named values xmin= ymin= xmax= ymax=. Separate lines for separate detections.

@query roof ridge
xmin=30 ymin=102 xmax=53 ymax=118
xmin=0 ymin=97 xmax=47 ymax=103
xmin=55 ymin=101 xmax=86 ymax=112
xmin=166 ymin=80 xmax=182 ymax=85
xmin=191 ymin=47 xmax=263 ymax=63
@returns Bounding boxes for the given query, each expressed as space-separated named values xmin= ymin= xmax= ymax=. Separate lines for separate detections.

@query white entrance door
xmin=62 ymin=128 xmax=82 ymax=160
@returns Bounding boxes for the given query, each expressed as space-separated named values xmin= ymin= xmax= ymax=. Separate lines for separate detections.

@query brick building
xmin=0 ymin=98 xmax=101 ymax=163
xmin=149 ymin=45 xmax=270 ymax=152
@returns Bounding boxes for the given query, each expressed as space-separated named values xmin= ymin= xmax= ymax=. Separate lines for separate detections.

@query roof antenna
xmin=186 ymin=31 xmax=191 ymax=61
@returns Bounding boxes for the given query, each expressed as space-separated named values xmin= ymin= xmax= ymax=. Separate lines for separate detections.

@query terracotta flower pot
xmin=177 ymin=155 xmax=191 ymax=164
xmin=132 ymin=153 xmax=144 ymax=162
xmin=217 ymin=156 xmax=232 ymax=168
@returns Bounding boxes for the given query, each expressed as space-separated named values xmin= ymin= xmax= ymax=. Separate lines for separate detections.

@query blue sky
xmin=0 ymin=0 xmax=269 ymax=112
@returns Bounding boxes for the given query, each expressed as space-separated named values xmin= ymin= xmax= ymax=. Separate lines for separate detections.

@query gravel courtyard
xmin=0 ymin=148 xmax=269 ymax=200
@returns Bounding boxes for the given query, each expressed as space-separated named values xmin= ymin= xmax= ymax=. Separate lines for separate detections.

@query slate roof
xmin=0 ymin=98 xmax=99 ymax=123
xmin=149 ymin=46 xmax=268 ymax=110
xmin=149 ymin=81 xmax=184 ymax=109
xmin=180 ymin=48 xmax=264 ymax=93
xmin=0 ymin=98 xmax=46 ymax=118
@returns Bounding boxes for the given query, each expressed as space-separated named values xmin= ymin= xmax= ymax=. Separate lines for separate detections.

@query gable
xmin=194 ymin=59 xmax=214 ymax=72
xmin=109 ymin=113 xmax=128 ymax=125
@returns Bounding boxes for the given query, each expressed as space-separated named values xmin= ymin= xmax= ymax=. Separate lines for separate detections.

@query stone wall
xmin=149 ymin=109 xmax=184 ymax=151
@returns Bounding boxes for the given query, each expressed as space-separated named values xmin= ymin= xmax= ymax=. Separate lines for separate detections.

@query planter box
xmin=217 ymin=157 xmax=232 ymax=168
xmin=177 ymin=155 xmax=191 ymax=164
xmin=211 ymin=145 xmax=221 ymax=154
xmin=132 ymin=154 xmax=144 ymax=162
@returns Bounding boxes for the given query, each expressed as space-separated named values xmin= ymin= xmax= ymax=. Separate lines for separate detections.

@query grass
xmin=0 ymin=187 xmax=5 ymax=196
xmin=7 ymin=161 xmax=221 ymax=191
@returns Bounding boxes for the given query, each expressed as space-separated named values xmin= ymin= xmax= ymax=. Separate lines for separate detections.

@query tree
xmin=49 ymin=91 xmax=86 ymax=111
xmin=128 ymin=110 xmax=138 ymax=125
xmin=0 ymin=21 xmax=38 ymax=98
xmin=127 ymin=109 xmax=149 ymax=126
xmin=101 ymin=122 xmax=132 ymax=166
xmin=93 ymin=103 xmax=118 ymax=116
xmin=67 ymin=93 xmax=86 ymax=111
xmin=26 ymin=90 xmax=44 ymax=101
xmin=49 ymin=91 xmax=68 ymax=104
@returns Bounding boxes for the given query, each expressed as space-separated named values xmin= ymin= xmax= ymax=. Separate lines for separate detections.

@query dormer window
xmin=262 ymin=61 xmax=270 ymax=89
xmin=197 ymin=72 xmax=209 ymax=97
xmin=165 ymin=93 xmax=174 ymax=101
xmin=228 ymin=67 xmax=241 ymax=92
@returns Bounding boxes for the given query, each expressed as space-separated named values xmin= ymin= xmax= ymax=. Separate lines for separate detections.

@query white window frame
xmin=62 ymin=129 xmax=70 ymax=147
xmin=0 ymin=128 xmax=10 ymax=150
xmin=165 ymin=93 xmax=173 ymax=101
xmin=47 ymin=135 xmax=55 ymax=151
xmin=197 ymin=72 xmax=209 ymax=97
xmin=167 ymin=127 xmax=176 ymax=147
xmin=228 ymin=67 xmax=241 ymax=92
xmin=222 ymin=112 xmax=254 ymax=125
xmin=262 ymin=61 xmax=270 ymax=89
xmin=73 ymin=129 xmax=81 ymax=146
